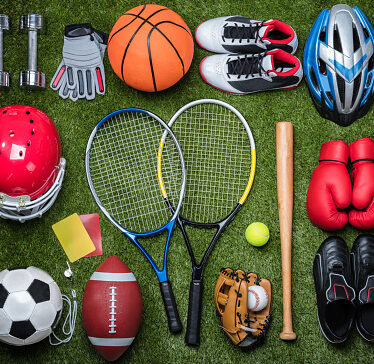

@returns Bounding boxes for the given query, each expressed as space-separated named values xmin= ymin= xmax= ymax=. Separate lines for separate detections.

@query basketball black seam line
xmin=147 ymin=32 xmax=157 ymax=92
xmin=108 ymin=5 xmax=148 ymax=45
xmin=147 ymin=21 xmax=191 ymax=92
xmin=119 ymin=8 xmax=169 ymax=81
xmin=111 ymin=9 xmax=192 ymax=85
xmin=109 ymin=6 xmax=190 ymax=45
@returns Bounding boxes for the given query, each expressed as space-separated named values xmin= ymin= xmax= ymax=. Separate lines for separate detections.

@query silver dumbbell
xmin=19 ymin=14 xmax=45 ymax=89
xmin=0 ymin=14 xmax=10 ymax=88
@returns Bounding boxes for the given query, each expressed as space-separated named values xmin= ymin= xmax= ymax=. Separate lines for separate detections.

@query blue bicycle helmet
xmin=304 ymin=4 xmax=374 ymax=126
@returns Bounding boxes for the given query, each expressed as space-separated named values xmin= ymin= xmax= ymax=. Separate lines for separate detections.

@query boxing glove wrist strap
xmin=319 ymin=159 xmax=347 ymax=164
xmin=350 ymin=138 xmax=374 ymax=163
xmin=352 ymin=158 xmax=374 ymax=164
xmin=319 ymin=140 xmax=349 ymax=164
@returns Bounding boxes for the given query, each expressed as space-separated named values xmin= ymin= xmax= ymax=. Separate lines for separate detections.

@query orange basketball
xmin=107 ymin=4 xmax=194 ymax=92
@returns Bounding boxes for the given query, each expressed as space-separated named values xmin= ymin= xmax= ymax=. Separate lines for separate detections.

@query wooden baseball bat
xmin=276 ymin=122 xmax=296 ymax=341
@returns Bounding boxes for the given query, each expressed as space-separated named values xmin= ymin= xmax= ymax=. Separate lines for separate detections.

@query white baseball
xmin=247 ymin=285 xmax=268 ymax=312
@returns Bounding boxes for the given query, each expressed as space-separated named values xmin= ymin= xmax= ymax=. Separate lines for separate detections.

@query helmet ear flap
xmin=0 ymin=158 xmax=66 ymax=223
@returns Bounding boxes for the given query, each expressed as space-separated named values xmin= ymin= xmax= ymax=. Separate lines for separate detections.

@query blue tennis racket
xmin=85 ymin=108 xmax=186 ymax=334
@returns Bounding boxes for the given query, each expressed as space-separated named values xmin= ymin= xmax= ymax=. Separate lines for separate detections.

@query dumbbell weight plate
xmin=20 ymin=14 xmax=42 ymax=30
xmin=0 ymin=71 xmax=9 ymax=88
xmin=0 ymin=14 xmax=9 ymax=30
xmin=20 ymin=70 xmax=45 ymax=88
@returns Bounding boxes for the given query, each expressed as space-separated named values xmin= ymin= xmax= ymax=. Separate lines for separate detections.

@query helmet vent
xmin=363 ymin=27 xmax=370 ymax=39
xmin=362 ymin=88 xmax=369 ymax=100
xmin=19 ymin=151 xmax=23 ymax=157
xmin=318 ymin=59 xmax=327 ymax=75
xmin=30 ymin=119 xmax=34 ymax=124
xmin=2 ymin=110 xmax=6 ymax=114
xmin=333 ymin=27 xmax=342 ymax=53
xmin=26 ymin=111 xmax=30 ymax=115
xmin=369 ymin=55 xmax=374 ymax=72
xmin=353 ymin=24 xmax=360 ymax=52
xmin=319 ymin=27 xmax=326 ymax=42
xmin=9 ymin=132 xmax=14 ymax=137
xmin=326 ymin=91 xmax=334 ymax=103
xmin=367 ymin=73 xmax=373 ymax=88
xmin=31 ymin=130 xmax=35 ymax=135
xmin=351 ymin=73 xmax=362 ymax=107
xmin=336 ymin=74 xmax=345 ymax=103
xmin=310 ymin=67 xmax=320 ymax=91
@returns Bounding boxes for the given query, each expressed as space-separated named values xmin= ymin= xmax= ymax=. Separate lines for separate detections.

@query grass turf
xmin=0 ymin=0 xmax=374 ymax=362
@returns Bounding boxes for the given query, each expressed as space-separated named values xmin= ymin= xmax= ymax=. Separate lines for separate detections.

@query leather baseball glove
xmin=214 ymin=268 xmax=272 ymax=348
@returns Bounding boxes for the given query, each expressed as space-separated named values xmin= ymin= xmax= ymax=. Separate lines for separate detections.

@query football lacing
xmin=109 ymin=286 xmax=117 ymax=334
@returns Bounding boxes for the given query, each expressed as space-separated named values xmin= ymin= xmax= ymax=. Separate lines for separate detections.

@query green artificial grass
xmin=0 ymin=0 xmax=374 ymax=362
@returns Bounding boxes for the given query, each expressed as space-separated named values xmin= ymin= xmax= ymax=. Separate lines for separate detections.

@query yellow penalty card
xmin=52 ymin=213 xmax=96 ymax=262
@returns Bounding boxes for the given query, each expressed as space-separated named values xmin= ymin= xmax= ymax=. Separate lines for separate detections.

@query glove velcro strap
xmin=92 ymin=28 xmax=109 ymax=45
xmin=350 ymin=138 xmax=374 ymax=164
xmin=65 ymin=23 xmax=93 ymax=37
xmin=319 ymin=140 xmax=349 ymax=164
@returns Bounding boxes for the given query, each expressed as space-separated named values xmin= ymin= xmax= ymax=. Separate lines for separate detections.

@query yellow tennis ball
xmin=245 ymin=222 xmax=269 ymax=247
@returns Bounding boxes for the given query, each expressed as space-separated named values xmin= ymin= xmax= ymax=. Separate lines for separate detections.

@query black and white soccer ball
xmin=0 ymin=267 xmax=62 ymax=346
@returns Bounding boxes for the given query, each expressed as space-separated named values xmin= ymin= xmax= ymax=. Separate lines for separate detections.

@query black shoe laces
xmin=223 ymin=22 xmax=264 ymax=43
xmin=227 ymin=54 xmax=267 ymax=79
xmin=329 ymin=261 xmax=344 ymax=274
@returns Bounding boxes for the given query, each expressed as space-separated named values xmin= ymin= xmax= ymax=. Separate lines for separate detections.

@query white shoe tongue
xmin=258 ymin=24 xmax=274 ymax=38
xmin=261 ymin=54 xmax=274 ymax=72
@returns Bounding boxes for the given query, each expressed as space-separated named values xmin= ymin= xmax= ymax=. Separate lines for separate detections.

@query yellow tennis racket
xmin=159 ymin=99 xmax=256 ymax=346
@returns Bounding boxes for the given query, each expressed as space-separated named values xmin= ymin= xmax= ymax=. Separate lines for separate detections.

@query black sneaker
xmin=313 ymin=236 xmax=356 ymax=343
xmin=199 ymin=49 xmax=302 ymax=95
xmin=351 ymin=234 xmax=374 ymax=342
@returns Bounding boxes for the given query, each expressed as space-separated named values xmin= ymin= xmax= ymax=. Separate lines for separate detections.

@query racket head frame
xmin=85 ymin=108 xmax=187 ymax=281
xmin=160 ymin=99 xmax=256 ymax=278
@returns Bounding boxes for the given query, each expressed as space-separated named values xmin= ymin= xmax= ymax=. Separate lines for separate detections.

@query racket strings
xmin=88 ymin=111 xmax=183 ymax=233
xmin=171 ymin=103 xmax=252 ymax=223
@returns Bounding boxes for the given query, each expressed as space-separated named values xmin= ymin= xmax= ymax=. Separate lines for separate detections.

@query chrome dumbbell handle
xmin=0 ymin=14 xmax=9 ymax=88
xmin=28 ymin=29 xmax=38 ymax=71
xmin=21 ymin=14 xmax=42 ymax=71
xmin=0 ymin=25 xmax=3 ymax=71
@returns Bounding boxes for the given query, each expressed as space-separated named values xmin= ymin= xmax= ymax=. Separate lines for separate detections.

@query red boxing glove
xmin=306 ymin=140 xmax=351 ymax=231
xmin=348 ymin=138 xmax=374 ymax=230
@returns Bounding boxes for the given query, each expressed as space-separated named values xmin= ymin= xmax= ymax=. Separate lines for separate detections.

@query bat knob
xmin=280 ymin=331 xmax=296 ymax=341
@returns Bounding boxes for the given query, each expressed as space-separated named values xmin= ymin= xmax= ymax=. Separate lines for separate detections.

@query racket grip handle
xmin=185 ymin=280 xmax=203 ymax=346
xmin=159 ymin=281 xmax=183 ymax=334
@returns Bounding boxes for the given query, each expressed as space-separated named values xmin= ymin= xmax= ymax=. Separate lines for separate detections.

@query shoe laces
xmin=329 ymin=261 xmax=344 ymax=274
xmin=227 ymin=54 xmax=267 ymax=79
xmin=223 ymin=22 xmax=263 ymax=43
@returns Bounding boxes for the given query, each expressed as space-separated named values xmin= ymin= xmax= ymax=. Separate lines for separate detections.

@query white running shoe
xmin=199 ymin=49 xmax=303 ymax=94
xmin=195 ymin=16 xmax=298 ymax=54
